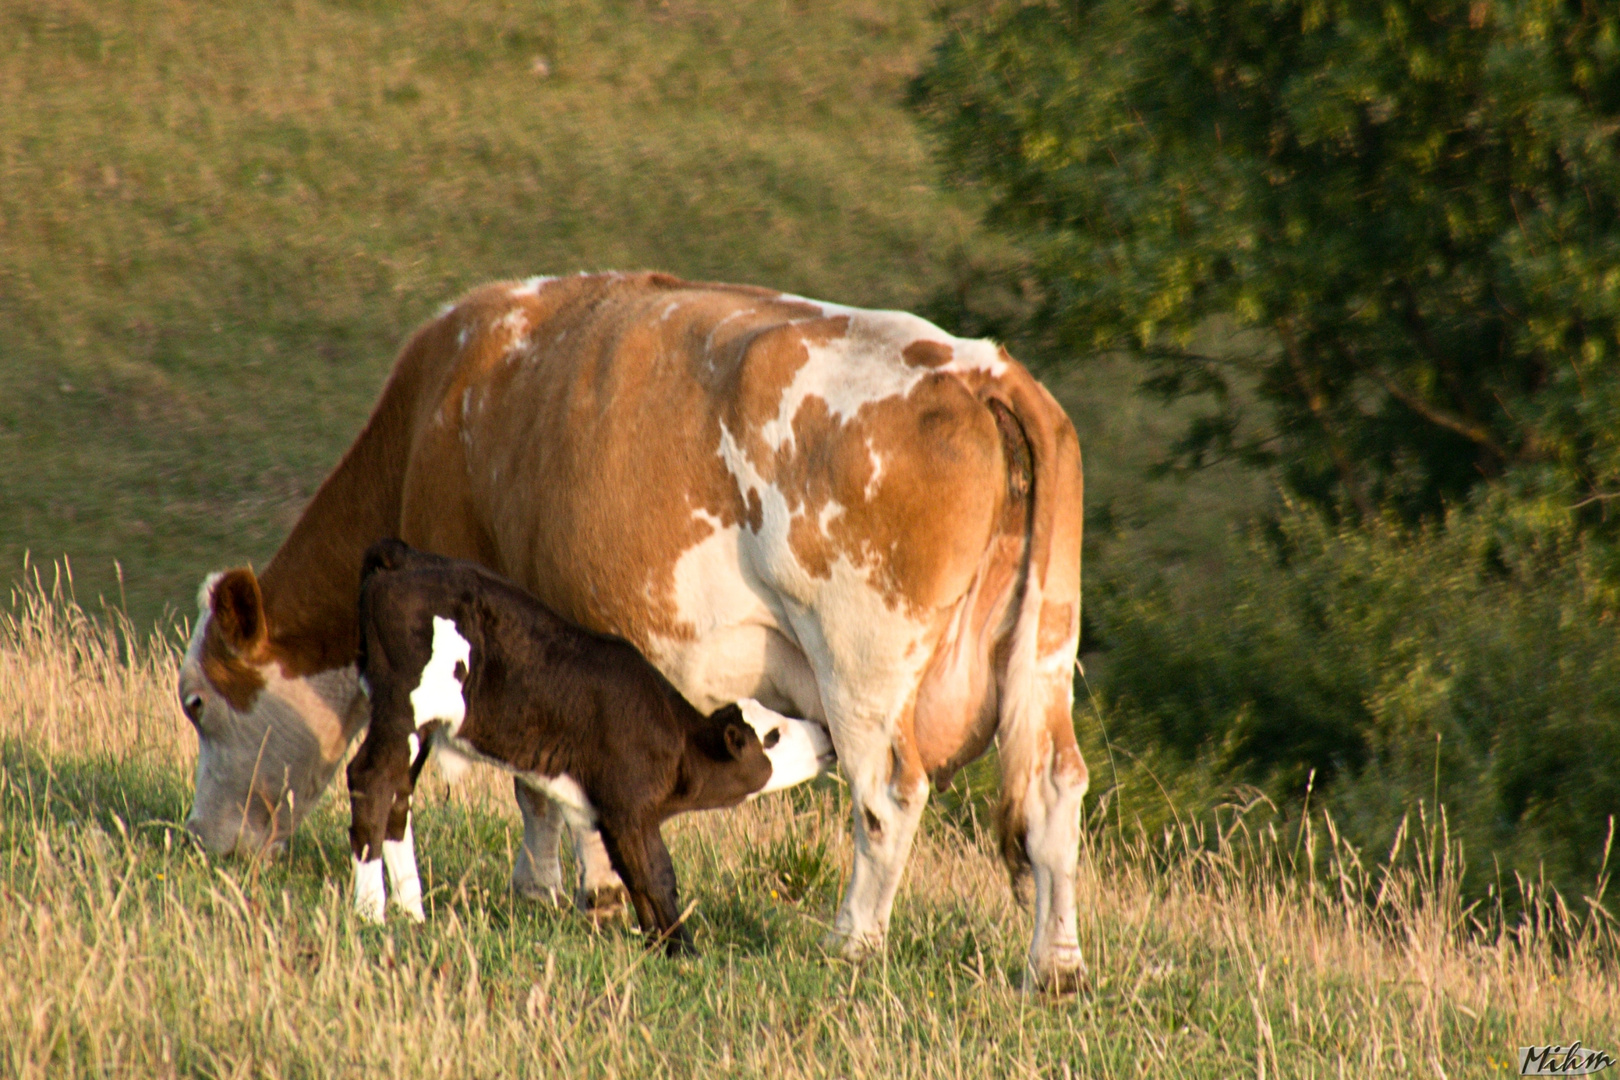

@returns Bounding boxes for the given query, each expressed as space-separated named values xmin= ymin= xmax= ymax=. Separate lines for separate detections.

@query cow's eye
xmin=182 ymin=693 xmax=205 ymax=723
xmin=763 ymin=728 xmax=782 ymax=749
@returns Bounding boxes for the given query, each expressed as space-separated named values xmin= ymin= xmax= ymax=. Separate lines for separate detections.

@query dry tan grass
xmin=2 ymin=571 xmax=1616 ymax=1078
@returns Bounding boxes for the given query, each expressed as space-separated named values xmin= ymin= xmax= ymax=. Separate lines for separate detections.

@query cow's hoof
xmin=577 ymin=885 xmax=630 ymax=926
xmin=822 ymin=928 xmax=884 ymax=962
xmin=394 ymin=898 xmax=427 ymax=923
xmin=1025 ymin=950 xmax=1087 ymax=995
xmin=512 ymin=878 xmax=569 ymax=908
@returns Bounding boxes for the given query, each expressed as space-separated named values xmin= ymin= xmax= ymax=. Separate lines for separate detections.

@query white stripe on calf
xmin=382 ymin=820 xmax=425 ymax=923
xmin=353 ymin=856 xmax=387 ymax=924
xmin=411 ymin=616 xmax=471 ymax=734
xmin=737 ymin=699 xmax=837 ymax=796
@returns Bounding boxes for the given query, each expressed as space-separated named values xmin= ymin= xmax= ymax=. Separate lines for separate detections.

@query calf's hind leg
xmin=381 ymin=792 xmax=425 ymax=922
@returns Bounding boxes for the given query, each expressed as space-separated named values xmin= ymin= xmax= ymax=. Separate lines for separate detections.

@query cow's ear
xmin=211 ymin=568 xmax=269 ymax=656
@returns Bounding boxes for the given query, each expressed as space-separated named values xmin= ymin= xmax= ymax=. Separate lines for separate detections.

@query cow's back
xmin=391 ymin=273 xmax=1041 ymax=775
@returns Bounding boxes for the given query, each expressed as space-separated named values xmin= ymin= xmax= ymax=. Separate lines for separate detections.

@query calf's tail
xmin=360 ymin=537 xmax=416 ymax=586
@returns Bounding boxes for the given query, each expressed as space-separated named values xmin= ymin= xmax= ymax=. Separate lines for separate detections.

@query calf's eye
xmin=763 ymin=728 xmax=781 ymax=749
xmin=182 ymin=693 xmax=205 ymax=722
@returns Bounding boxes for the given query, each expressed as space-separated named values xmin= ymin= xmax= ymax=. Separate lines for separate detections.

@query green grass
xmin=0 ymin=0 xmax=1024 ymax=631
xmin=4 ymin=572 xmax=1615 ymax=1078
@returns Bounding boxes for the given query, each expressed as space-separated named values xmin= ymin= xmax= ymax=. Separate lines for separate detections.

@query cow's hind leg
xmin=827 ymin=719 xmax=930 ymax=961
xmin=510 ymin=779 xmax=568 ymax=906
xmin=1000 ymin=711 xmax=1089 ymax=992
xmin=572 ymin=826 xmax=629 ymax=924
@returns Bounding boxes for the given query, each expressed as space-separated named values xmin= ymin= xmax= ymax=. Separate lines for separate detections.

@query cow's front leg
xmin=573 ymin=826 xmax=629 ymax=924
xmin=827 ymin=729 xmax=929 ymax=960
xmin=510 ymin=779 xmax=568 ymax=905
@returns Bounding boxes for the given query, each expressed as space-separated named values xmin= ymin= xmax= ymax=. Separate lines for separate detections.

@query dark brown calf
xmin=349 ymin=538 xmax=773 ymax=954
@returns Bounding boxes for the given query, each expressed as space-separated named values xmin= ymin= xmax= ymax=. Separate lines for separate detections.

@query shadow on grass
xmin=0 ymin=737 xmax=813 ymax=967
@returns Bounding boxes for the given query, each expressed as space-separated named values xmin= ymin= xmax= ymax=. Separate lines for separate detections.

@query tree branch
xmin=1276 ymin=319 xmax=1376 ymax=519
xmin=1366 ymin=368 xmax=1514 ymax=461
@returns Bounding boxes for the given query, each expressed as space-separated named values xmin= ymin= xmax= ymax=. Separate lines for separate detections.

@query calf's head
xmin=738 ymin=699 xmax=837 ymax=796
xmin=177 ymin=570 xmax=367 ymax=855
xmin=687 ymin=704 xmax=775 ymax=806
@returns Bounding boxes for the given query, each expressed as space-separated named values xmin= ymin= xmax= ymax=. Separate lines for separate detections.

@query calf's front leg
xmin=347 ymin=728 xmax=414 ymax=924
xmin=599 ymin=823 xmax=694 ymax=957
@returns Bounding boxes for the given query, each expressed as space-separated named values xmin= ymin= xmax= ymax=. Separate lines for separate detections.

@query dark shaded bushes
xmin=1088 ymin=499 xmax=1620 ymax=904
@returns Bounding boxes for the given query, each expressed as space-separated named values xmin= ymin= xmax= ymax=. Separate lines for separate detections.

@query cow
xmin=175 ymin=271 xmax=1088 ymax=990
xmin=350 ymin=538 xmax=831 ymax=952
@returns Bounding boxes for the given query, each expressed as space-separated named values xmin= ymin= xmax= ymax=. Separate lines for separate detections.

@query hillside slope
xmin=2 ymin=0 xmax=1026 ymax=628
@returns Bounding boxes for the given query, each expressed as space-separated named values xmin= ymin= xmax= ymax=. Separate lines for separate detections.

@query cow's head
xmin=177 ymin=569 xmax=366 ymax=855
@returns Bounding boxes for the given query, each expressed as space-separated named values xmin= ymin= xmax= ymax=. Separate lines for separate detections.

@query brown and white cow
xmin=175 ymin=271 xmax=1088 ymax=989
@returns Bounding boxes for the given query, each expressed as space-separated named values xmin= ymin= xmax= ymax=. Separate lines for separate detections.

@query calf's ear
xmin=722 ymin=721 xmax=754 ymax=761
xmin=211 ymin=568 xmax=270 ymax=657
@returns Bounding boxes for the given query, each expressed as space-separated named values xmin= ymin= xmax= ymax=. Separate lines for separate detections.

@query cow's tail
xmin=988 ymin=365 xmax=1086 ymax=881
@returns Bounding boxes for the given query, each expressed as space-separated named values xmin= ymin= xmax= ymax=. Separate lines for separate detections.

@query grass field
xmin=5 ymin=567 xmax=1617 ymax=1078
xmin=0 ymin=0 xmax=1266 ymax=634
xmin=11 ymin=2 xmax=1616 ymax=1076
xmin=0 ymin=0 xmax=980 ymax=630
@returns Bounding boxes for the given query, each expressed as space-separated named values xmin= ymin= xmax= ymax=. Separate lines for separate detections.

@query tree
xmin=911 ymin=0 xmax=1620 ymax=525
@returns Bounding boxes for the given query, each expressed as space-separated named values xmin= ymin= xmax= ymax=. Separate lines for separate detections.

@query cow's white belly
xmin=651 ymin=504 xmax=936 ymax=752
xmin=648 ymin=515 xmax=827 ymax=720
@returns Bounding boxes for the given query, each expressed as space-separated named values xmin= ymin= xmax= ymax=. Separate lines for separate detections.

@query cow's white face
xmin=178 ymin=571 xmax=365 ymax=856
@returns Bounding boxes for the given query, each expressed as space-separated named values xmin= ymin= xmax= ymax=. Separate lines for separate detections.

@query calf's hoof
xmin=577 ymin=884 xmax=630 ymax=926
xmin=659 ymin=930 xmax=699 ymax=959
xmin=394 ymin=897 xmax=427 ymax=924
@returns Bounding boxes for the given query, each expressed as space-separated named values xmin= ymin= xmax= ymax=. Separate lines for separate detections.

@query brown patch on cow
xmin=819 ymin=376 xmax=1005 ymax=613
xmin=787 ymin=510 xmax=834 ymax=579
xmin=911 ymin=393 xmax=1038 ymax=781
xmin=1037 ymin=601 xmax=1076 ymax=657
xmin=385 ymin=275 xmax=854 ymax=650
xmin=902 ymin=340 xmax=953 ymax=369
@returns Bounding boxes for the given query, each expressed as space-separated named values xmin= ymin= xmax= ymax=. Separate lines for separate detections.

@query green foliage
xmin=912 ymin=0 xmax=1620 ymax=524
xmin=1089 ymin=498 xmax=1620 ymax=901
